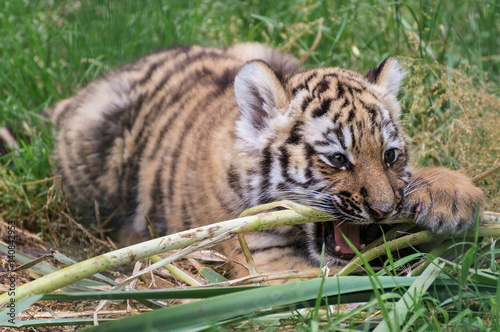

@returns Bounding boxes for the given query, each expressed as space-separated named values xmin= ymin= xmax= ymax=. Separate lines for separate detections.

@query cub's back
xmin=52 ymin=44 xmax=301 ymax=243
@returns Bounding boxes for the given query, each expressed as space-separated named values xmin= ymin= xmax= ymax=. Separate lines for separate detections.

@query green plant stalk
xmin=86 ymin=201 xmax=330 ymax=290
xmin=361 ymin=224 xmax=415 ymax=253
xmin=484 ymin=211 xmax=500 ymax=223
xmin=236 ymin=200 xmax=331 ymax=276
xmin=0 ymin=206 xmax=324 ymax=306
xmin=115 ymin=231 xmax=235 ymax=290
xmin=2 ymin=203 xmax=499 ymax=307
xmin=237 ymin=234 xmax=258 ymax=275
xmin=339 ymin=231 xmax=442 ymax=276
xmin=410 ymin=240 xmax=453 ymax=276
xmin=338 ymin=225 xmax=500 ymax=276
xmin=149 ymin=255 xmax=202 ymax=287
xmin=237 ymin=200 xmax=331 ymax=219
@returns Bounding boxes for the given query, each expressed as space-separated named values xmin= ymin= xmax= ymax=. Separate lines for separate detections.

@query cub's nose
xmin=364 ymin=202 xmax=392 ymax=221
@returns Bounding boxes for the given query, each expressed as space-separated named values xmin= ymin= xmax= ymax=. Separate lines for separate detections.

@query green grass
xmin=0 ymin=0 xmax=499 ymax=330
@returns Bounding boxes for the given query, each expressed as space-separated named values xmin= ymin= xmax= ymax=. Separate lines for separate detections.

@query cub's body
xmin=51 ymin=43 xmax=482 ymax=276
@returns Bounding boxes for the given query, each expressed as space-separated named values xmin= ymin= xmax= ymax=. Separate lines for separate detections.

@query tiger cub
xmin=50 ymin=43 xmax=482 ymax=276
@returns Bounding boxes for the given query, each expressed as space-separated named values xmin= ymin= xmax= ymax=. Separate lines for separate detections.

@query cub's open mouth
xmin=323 ymin=221 xmax=365 ymax=260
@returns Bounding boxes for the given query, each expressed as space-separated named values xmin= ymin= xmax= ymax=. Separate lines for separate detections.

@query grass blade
xmin=374 ymin=259 xmax=446 ymax=332
xmin=81 ymin=276 xmax=416 ymax=331
xmin=0 ymin=294 xmax=43 ymax=326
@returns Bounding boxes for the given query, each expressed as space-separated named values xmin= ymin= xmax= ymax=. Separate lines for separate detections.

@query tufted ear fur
xmin=234 ymin=60 xmax=289 ymax=150
xmin=365 ymin=57 xmax=405 ymax=98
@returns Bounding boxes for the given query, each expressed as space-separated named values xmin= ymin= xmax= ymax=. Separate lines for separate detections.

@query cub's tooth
xmin=335 ymin=246 xmax=341 ymax=252
xmin=360 ymin=244 xmax=366 ymax=249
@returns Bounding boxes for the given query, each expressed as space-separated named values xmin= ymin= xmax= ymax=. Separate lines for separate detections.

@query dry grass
xmin=402 ymin=57 xmax=500 ymax=211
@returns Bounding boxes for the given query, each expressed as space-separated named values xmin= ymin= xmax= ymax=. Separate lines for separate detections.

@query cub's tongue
xmin=333 ymin=221 xmax=361 ymax=254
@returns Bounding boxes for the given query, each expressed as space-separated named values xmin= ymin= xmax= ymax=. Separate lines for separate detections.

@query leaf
xmin=374 ymin=258 xmax=445 ymax=332
xmin=81 ymin=276 xmax=416 ymax=331
xmin=0 ymin=294 xmax=43 ymax=326
xmin=198 ymin=266 xmax=228 ymax=284
xmin=250 ymin=14 xmax=281 ymax=29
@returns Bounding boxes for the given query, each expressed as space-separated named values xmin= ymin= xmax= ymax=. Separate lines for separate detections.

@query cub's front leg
xmin=402 ymin=167 xmax=483 ymax=234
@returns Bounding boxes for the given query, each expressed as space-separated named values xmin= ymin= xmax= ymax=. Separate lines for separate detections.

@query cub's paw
xmin=402 ymin=167 xmax=483 ymax=234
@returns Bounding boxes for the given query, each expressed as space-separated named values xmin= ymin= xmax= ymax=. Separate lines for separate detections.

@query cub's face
xmin=234 ymin=57 xmax=411 ymax=265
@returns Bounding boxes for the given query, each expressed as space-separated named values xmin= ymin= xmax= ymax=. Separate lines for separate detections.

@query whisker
xmin=404 ymin=173 xmax=443 ymax=197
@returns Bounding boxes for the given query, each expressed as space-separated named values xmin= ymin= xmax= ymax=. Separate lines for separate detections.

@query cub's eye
xmin=384 ymin=149 xmax=398 ymax=164
xmin=327 ymin=153 xmax=348 ymax=167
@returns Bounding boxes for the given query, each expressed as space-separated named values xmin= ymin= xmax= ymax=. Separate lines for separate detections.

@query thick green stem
xmin=339 ymin=225 xmax=500 ymax=276
xmin=0 ymin=207 xmax=321 ymax=306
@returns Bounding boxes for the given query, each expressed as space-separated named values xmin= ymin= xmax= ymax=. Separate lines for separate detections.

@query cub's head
xmin=233 ymin=57 xmax=410 ymax=265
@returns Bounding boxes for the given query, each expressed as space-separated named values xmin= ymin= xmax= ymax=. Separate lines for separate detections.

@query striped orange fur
xmin=47 ymin=43 xmax=483 ymax=276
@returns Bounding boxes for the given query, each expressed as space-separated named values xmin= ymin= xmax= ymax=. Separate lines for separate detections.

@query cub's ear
xmin=365 ymin=57 xmax=405 ymax=98
xmin=234 ymin=60 xmax=289 ymax=143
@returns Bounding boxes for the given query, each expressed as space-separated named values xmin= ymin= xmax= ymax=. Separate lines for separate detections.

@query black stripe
xmin=146 ymin=168 xmax=168 ymax=235
xmin=214 ymin=188 xmax=237 ymax=216
xmin=181 ymin=200 xmax=192 ymax=230
xmin=304 ymin=143 xmax=315 ymax=181
xmin=313 ymin=140 xmax=330 ymax=146
xmin=342 ymin=76 xmax=365 ymax=92
xmin=332 ymin=112 xmax=341 ymax=123
xmin=359 ymin=100 xmax=379 ymax=125
xmin=123 ymin=162 xmax=140 ymax=220
xmin=313 ymin=222 xmax=324 ymax=255
xmin=276 ymin=181 xmax=291 ymax=192
xmin=347 ymin=109 xmax=355 ymax=123
xmin=333 ymin=126 xmax=346 ymax=150
xmin=149 ymin=50 xmax=231 ymax=99
xmin=142 ymin=68 xmax=214 ymax=161
xmin=227 ymin=164 xmax=244 ymax=200
xmin=214 ymin=68 xmax=238 ymax=88
xmin=304 ymin=72 xmax=318 ymax=90
xmin=325 ymin=73 xmax=338 ymax=79
xmin=451 ymin=191 xmax=459 ymax=218
xmin=312 ymin=98 xmax=332 ymax=118
xmin=165 ymin=88 xmax=227 ymax=204
xmin=258 ymin=144 xmax=274 ymax=203
xmin=248 ymin=85 xmax=268 ymax=130
xmin=93 ymin=94 xmax=147 ymax=177
xmin=292 ymin=84 xmax=305 ymax=95
xmin=346 ymin=86 xmax=355 ymax=97
xmin=278 ymin=144 xmax=314 ymax=186
xmin=301 ymin=95 xmax=313 ymax=111
xmin=131 ymin=63 xmax=222 ymax=184
xmin=286 ymin=121 xmax=303 ymax=144
xmin=389 ymin=127 xmax=399 ymax=141
xmin=121 ymin=49 xmax=229 ymax=143
xmin=349 ymin=125 xmax=356 ymax=150
xmin=340 ymin=98 xmax=349 ymax=110
xmin=128 ymin=47 xmax=192 ymax=90
xmin=278 ymin=145 xmax=290 ymax=178
xmin=312 ymin=79 xmax=330 ymax=96
xmin=135 ymin=57 xmax=167 ymax=87
xmin=336 ymin=81 xmax=345 ymax=99
xmin=124 ymin=53 xmax=231 ymax=179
